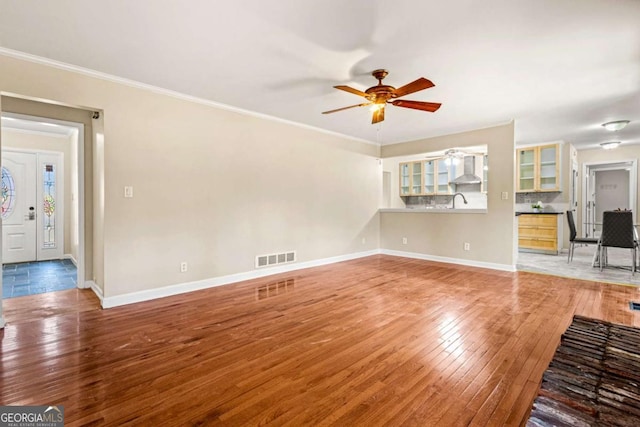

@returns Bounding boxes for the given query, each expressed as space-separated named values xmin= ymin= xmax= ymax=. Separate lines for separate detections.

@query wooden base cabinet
xmin=518 ymin=214 xmax=559 ymax=253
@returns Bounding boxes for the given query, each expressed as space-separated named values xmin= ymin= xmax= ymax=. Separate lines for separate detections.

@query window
xmin=43 ymin=164 xmax=56 ymax=248
xmin=1 ymin=166 xmax=16 ymax=220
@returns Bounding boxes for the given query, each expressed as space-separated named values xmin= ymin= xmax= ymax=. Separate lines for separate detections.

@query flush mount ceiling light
xmin=602 ymin=120 xmax=630 ymax=131
xmin=600 ymin=141 xmax=621 ymax=150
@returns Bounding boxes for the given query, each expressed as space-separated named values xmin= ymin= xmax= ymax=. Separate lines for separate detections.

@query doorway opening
xmin=1 ymin=113 xmax=84 ymax=299
xmin=582 ymin=160 xmax=637 ymax=238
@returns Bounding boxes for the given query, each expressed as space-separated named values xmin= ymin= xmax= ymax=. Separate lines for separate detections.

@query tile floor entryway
xmin=2 ymin=259 xmax=77 ymax=298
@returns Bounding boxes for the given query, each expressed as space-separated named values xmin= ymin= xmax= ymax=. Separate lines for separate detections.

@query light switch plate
xmin=501 ymin=191 xmax=508 ymax=200
xmin=124 ymin=186 xmax=134 ymax=198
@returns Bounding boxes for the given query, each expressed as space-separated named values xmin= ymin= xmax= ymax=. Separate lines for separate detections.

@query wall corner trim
xmin=100 ymin=250 xmax=382 ymax=308
xmin=380 ymin=249 xmax=517 ymax=272
xmin=87 ymin=281 xmax=103 ymax=303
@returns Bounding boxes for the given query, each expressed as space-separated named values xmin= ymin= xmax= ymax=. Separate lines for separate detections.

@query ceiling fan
xmin=322 ymin=69 xmax=441 ymax=124
xmin=424 ymin=148 xmax=486 ymax=163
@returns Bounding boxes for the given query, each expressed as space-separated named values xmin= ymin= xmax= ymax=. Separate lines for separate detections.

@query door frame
xmin=582 ymin=159 xmax=637 ymax=237
xmin=1 ymin=112 xmax=85 ymax=290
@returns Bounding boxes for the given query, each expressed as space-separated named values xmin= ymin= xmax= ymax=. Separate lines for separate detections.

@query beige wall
xmin=380 ymin=123 xmax=516 ymax=268
xmin=0 ymin=129 xmax=74 ymax=257
xmin=0 ymin=53 xmax=381 ymax=299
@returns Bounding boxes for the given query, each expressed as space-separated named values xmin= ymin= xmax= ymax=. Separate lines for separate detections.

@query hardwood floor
xmin=1 ymin=255 xmax=640 ymax=426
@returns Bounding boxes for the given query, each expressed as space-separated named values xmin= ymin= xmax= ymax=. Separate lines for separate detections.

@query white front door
xmin=2 ymin=151 xmax=37 ymax=263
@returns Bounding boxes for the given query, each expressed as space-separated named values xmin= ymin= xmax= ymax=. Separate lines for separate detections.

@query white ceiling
xmin=0 ymin=0 xmax=639 ymax=149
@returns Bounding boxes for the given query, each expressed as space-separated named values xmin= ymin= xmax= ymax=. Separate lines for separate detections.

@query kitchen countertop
xmin=380 ymin=208 xmax=487 ymax=214
xmin=515 ymin=211 xmax=563 ymax=216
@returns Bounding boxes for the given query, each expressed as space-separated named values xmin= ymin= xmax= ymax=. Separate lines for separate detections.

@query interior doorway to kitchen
xmin=582 ymin=160 xmax=637 ymax=238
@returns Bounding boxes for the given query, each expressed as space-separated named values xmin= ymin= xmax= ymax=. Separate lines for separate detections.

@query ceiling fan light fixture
xmin=323 ymin=69 xmax=440 ymax=124
xmin=600 ymin=141 xmax=621 ymax=150
xmin=602 ymin=120 xmax=630 ymax=131
xmin=444 ymin=149 xmax=463 ymax=165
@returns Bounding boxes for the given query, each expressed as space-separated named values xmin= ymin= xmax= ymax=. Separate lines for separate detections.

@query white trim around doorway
xmin=581 ymin=158 xmax=638 ymax=237
xmin=1 ymin=112 xmax=86 ymax=289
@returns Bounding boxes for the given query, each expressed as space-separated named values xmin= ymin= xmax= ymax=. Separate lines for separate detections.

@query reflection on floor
xmin=2 ymin=259 xmax=77 ymax=298
xmin=517 ymin=246 xmax=640 ymax=286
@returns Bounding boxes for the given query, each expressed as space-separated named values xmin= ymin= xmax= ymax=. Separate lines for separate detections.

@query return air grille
xmin=256 ymin=251 xmax=296 ymax=268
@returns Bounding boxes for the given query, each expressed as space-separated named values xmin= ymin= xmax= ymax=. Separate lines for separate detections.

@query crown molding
xmin=0 ymin=47 xmax=377 ymax=146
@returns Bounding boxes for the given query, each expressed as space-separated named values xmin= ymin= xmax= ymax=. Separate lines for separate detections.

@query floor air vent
xmin=630 ymin=301 xmax=640 ymax=311
xmin=256 ymin=251 xmax=296 ymax=268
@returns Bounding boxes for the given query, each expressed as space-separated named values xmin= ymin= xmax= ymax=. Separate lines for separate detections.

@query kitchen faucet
xmin=452 ymin=192 xmax=468 ymax=209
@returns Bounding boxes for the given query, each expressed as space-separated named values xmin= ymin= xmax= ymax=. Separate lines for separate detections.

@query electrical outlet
xmin=180 ymin=262 xmax=188 ymax=273
xmin=402 ymin=237 xmax=408 ymax=245
xmin=501 ymin=191 xmax=508 ymax=200
xmin=124 ymin=186 xmax=134 ymax=198
xmin=464 ymin=242 xmax=471 ymax=251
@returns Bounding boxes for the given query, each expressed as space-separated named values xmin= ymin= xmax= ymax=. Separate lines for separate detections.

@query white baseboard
xmin=99 ymin=248 xmax=515 ymax=309
xmin=64 ymin=254 xmax=78 ymax=266
xmin=86 ymin=280 xmax=103 ymax=303
xmin=380 ymin=249 xmax=517 ymax=272
xmin=101 ymin=250 xmax=381 ymax=309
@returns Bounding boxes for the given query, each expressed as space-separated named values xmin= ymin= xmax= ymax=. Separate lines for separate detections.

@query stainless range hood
xmin=450 ymin=156 xmax=482 ymax=185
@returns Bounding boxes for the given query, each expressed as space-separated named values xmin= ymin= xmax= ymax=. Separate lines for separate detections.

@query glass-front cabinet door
xmin=516 ymin=144 xmax=560 ymax=192
xmin=538 ymin=144 xmax=558 ymax=191
xmin=411 ymin=161 xmax=422 ymax=194
xmin=437 ymin=159 xmax=451 ymax=194
xmin=423 ymin=160 xmax=435 ymax=194
xmin=482 ymin=154 xmax=488 ymax=193
xmin=400 ymin=162 xmax=411 ymax=195
xmin=517 ymin=148 xmax=536 ymax=192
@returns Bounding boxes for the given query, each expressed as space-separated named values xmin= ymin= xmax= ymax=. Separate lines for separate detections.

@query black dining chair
xmin=566 ymin=210 xmax=598 ymax=263
xmin=597 ymin=210 xmax=638 ymax=275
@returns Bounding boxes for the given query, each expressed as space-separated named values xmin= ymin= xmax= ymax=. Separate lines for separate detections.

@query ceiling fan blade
xmin=334 ymin=85 xmax=368 ymax=97
xmin=372 ymin=106 xmax=385 ymax=124
xmin=322 ymin=103 xmax=371 ymax=114
xmin=391 ymin=100 xmax=441 ymax=112
xmin=393 ymin=78 xmax=435 ymax=98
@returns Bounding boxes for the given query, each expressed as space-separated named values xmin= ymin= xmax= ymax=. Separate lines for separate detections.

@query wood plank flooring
xmin=1 ymin=255 xmax=640 ymax=426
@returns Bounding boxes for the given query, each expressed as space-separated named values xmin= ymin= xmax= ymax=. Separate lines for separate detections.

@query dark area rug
xmin=527 ymin=315 xmax=640 ymax=427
